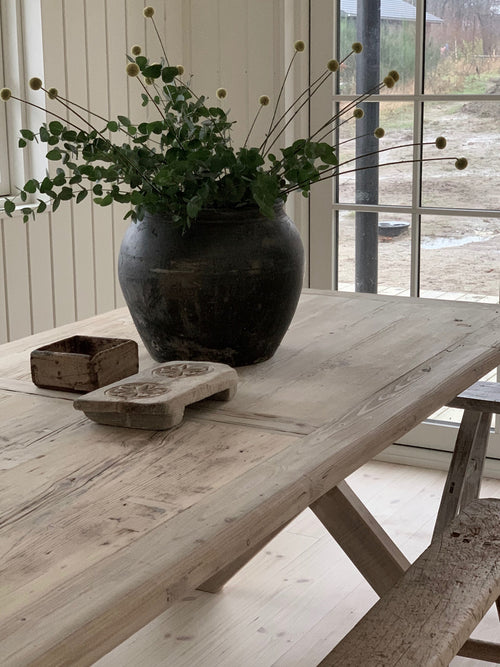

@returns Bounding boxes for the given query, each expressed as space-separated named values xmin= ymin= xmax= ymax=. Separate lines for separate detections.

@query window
xmin=0 ymin=0 xmax=46 ymax=205
xmin=308 ymin=0 xmax=499 ymax=460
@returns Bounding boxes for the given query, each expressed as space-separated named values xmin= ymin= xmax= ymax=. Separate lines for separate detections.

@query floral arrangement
xmin=0 ymin=5 xmax=467 ymax=230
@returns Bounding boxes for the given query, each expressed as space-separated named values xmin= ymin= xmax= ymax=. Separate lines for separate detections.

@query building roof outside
xmin=340 ymin=0 xmax=443 ymax=24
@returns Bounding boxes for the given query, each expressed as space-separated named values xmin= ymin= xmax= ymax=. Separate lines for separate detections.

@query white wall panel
xmin=2 ymin=0 xmax=298 ymax=342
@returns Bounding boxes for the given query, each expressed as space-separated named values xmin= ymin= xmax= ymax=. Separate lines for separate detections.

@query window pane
xmin=338 ymin=102 xmax=414 ymax=207
xmin=425 ymin=1 xmax=500 ymax=95
xmin=337 ymin=210 xmax=412 ymax=292
xmin=420 ymin=215 xmax=500 ymax=300
xmin=339 ymin=2 xmax=416 ymax=93
xmin=421 ymin=100 xmax=500 ymax=210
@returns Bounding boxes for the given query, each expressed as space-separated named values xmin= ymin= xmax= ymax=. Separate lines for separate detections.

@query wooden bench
xmin=318 ymin=498 xmax=500 ymax=666
xmin=434 ymin=381 xmax=500 ymax=537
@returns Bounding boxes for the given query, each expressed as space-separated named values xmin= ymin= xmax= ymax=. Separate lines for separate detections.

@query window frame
xmin=0 ymin=0 xmax=46 ymax=209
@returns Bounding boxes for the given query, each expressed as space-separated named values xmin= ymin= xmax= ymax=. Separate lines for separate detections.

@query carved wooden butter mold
xmin=74 ymin=361 xmax=238 ymax=430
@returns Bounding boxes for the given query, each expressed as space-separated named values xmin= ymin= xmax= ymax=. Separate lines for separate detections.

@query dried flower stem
xmin=285 ymin=156 xmax=461 ymax=194
xmin=243 ymin=104 xmax=265 ymax=148
xmin=262 ymin=51 xmax=297 ymax=152
xmin=150 ymin=16 xmax=170 ymax=66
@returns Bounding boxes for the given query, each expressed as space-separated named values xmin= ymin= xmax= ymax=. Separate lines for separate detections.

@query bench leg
xmin=433 ymin=410 xmax=492 ymax=540
xmin=311 ymin=481 xmax=410 ymax=596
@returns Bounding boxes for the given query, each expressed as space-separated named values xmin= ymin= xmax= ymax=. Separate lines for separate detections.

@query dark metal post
xmin=355 ymin=0 xmax=380 ymax=293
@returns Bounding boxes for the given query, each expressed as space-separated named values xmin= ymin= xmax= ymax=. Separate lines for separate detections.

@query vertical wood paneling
xmin=190 ymin=0 xmax=220 ymax=110
xmin=27 ymin=214 xmax=55 ymax=334
xmin=41 ymin=0 xmax=76 ymax=328
xmin=64 ymin=1 xmax=96 ymax=321
xmin=0 ymin=219 xmax=10 ymax=343
xmin=219 ymin=0 xmax=248 ymax=149
xmin=247 ymin=2 xmax=275 ymax=149
xmin=105 ymin=0 xmax=129 ymax=309
xmin=85 ymin=0 xmax=116 ymax=314
xmin=2 ymin=220 xmax=31 ymax=339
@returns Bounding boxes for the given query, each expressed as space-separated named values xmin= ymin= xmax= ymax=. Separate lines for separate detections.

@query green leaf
xmin=161 ymin=66 xmax=179 ymax=84
xmin=3 ymin=200 xmax=15 ymax=216
xmin=40 ymin=177 xmax=53 ymax=194
xmin=24 ymin=179 xmax=38 ymax=194
xmin=142 ymin=63 xmax=162 ymax=79
xmin=20 ymin=129 xmax=35 ymax=140
xmin=186 ymin=195 xmax=203 ymax=219
xmin=107 ymin=121 xmax=119 ymax=132
xmin=47 ymin=135 xmax=59 ymax=146
xmin=95 ymin=194 xmax=113 ymax=206
xmin=76 ymin=189 xmax=88 ymax=204
xmin=135 ymin=56 xmax=147 ymax=69
xmin=117 ymin=115 xmax=131 ymax=126
xmin=53 ymin=172 xmax=66 ymax=187
xmin=59 ymin=187 xmax=73 ymax=201
xmin=48 ymin=121 xmax=64 ymax=136
xmin=20 ymin=190 xmax=27 ymax=202
xmin=52 ymin=197 xmax=61 ymax=213
xmin=46 ymin=148 xmax=62 ymax=161
xmin=39 ymin=126 xmax=50 ymax=142
xmin=93 ymin=184 xmax=103 ymax=196
xmin=61 ymin=130 xmax=77 ymax=141
xmin=18 ymin=138 xmax=27 ymax=148
xmin=37 ymin=200 xmax=47 ymax=213
xmin=141 ymin=94 xmax=149 ymax=107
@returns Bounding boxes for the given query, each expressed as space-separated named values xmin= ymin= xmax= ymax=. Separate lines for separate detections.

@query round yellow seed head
xmin=47 ymin=87 xmax=58 ymax=99
xmin=131 ymin=45 xmax=142 ymax=56
xmin=374 ymin=127 xmax=385 ymax=138
xmin=352 ymin=42 xmax=363 ymax=54
xmin=353 ymin=108 xmax=364 ymax=119
xmin=145 ymin=77 xmax=153 ymax=85
xmin=143 ymin=6 xmax=155 ymax=18
xmin=294 ymin=40 xmax=305 ymax=52
xmin=126 ymin=63 xmax=140 ymax=77
xmin=435 ymin=136 xmax=446 ymax=149
xmin=388 ymin=69 xmax=400 ymax=82
xmin=177 ymin=65 xmax=185 ymax=76
xmin=29 ymin=77 xmax=43 ymax=91
xmin=0 ymin=87 xmax=12 ymax=101
xmin=327 ymin=59 xmax=339 ymax=72
xmin=455 ymin=157 xmax=468 ymax=170
xmin=383 ymin=75 xmax=395 ymax=88
xmin=216 ymin=87 xmax=227 ymax=100
xmin=259 ymin=95 xmax=270 ymax=106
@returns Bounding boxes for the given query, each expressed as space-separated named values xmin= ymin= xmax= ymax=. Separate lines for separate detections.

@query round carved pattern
xmin=152 ymin=362 xmax=213 ymax=378
xmin=105 ymin=382 xmax=170 ymax=399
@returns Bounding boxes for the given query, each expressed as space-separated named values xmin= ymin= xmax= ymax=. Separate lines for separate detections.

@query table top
xmin=1 ymin=290 xmax=499 ymax=666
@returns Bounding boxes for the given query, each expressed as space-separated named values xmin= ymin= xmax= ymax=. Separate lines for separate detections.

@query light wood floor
xmin=97 ymin=460 xmax=500 ymax=667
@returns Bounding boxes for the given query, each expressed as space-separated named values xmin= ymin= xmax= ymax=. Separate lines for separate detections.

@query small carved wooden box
xmin=73 ymin=361 xmax=238 ymax=429
xmin=31 ymin=336 xmax=139 ymax=392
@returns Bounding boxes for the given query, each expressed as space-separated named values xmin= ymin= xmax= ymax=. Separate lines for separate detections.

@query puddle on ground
xmin=421 ymin=235 xmax=488 ymax=249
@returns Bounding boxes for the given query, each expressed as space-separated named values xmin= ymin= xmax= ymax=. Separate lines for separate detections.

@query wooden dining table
xmin=1 ymin=289 xmax=499 ymax=666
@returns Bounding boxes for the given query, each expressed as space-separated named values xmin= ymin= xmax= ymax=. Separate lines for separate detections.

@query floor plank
xmin=96 ymin=460 xmax=500 ymax=667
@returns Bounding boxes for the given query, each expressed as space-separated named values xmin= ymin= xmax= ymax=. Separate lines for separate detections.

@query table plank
xmin=1 ymin=291 xmax=499 ymax=665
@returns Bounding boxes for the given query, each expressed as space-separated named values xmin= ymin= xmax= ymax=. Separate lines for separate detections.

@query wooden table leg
xmin=197 ymin=519 xmax=293 ymax=593
xmin=311 ymin=480 xmax=411 ymax=596
xmin=433 ymin=410 xmax=492 ymax=540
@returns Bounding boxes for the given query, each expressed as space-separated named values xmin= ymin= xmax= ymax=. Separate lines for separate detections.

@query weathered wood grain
xmin=447 ymin=380 xmax=500 ymax=413
xmin=0 ymin=291 xmax=499 ymax=665
xmin=318 ymin=498 xmax=500 ymax=667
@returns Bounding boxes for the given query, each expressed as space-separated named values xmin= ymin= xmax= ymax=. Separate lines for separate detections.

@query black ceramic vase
xmin=118 ymin=204 xmax=304 ymax=366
